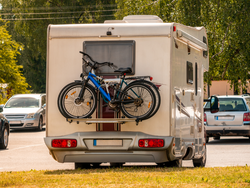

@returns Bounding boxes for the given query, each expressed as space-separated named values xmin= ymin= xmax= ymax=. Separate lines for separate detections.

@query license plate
xmin=216 ymin=116 xmax=234 ymax=120
xmin=93 ymin=140 xmax=123 ymax=146
xmin=9 ymin=120 xmax=22 ymax=124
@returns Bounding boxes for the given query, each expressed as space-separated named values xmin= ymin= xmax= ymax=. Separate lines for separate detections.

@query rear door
xmin=206 ymin=97 xmax=246 ymax=126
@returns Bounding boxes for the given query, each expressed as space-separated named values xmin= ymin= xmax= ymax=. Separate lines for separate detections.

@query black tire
xmin=0 ymin=126 xmax=8 ymax=149
xmin=206 ymin=136 xmax=209 ymax=143
xmin=193 ymin=146 xmax=207 ymax=167
xmin=165 ymin=159 xmax=182 ymax=167
xmin=36 ymin=116 xmax=43 ymax=131
xmin=128 ymin=80 xmax=161 ymax=119
xmin=213 ymin=136 xmax=220 ymax=140
xmin=110 ymin=163 xmax=124 ymax=168
xmin=58 ymin=82 xmax=97 ymax=118
xmin=75 ymin=163 xmax=91 ymax=169
xmin=119 ymin=83 xmax=156 ymax=120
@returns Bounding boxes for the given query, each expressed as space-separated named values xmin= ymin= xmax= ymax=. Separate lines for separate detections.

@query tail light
xmin=150 ymin=77 xmax=153 ymax=81
xmin=204 ymin=113 xmax=207 ymax=122
xmin=138 ymin=139 xmax=164 ymax=148
xmin=52 ymin=139 xmax=77 ymax=148
xmin=173 ymin=26 xmax=176 ymax=32
xmin=243 ymin=113 xmax=250 ymax=121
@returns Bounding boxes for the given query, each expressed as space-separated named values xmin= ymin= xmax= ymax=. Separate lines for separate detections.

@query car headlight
xmin=26 ymin=113 xmax=35 ymax=119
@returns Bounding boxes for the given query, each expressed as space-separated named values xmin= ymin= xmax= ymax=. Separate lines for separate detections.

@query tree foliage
xmin=0 ymin=19 xmax=29 ymax=103
xmin=116 ymin=0 xmax=250 ymax=92
xmin=0 ymin=0 xmax=116 ymax=93
xmin=0 ymin=0 xmax=249 ymax=94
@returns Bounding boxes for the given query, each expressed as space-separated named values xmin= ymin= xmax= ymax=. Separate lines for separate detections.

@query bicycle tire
xmin=57 ymin=81 xmax=80 ymax=117
xmin=58 ymin=82 xmax=97 ymax=118
xmin=119 ymin=83 xmax=156 ymax=120
xmin=128 ymin=80 xmax=161 ymax=119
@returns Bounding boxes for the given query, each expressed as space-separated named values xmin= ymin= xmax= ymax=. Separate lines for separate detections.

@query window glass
xmin=195 ymin=63 xmax=197 ymax=95
xmin=83 ymin=40 xmax=135 ymax=76
xmin=205 ymin=98 xmax=246 ymax=111
xmin=42 ymin=96 xmax=46 ymax=106
xmin=5 ymin=98 xmax=40 ymax=108
xmin=187 ymin=61 xmax=193 ymax=84
xmin=244 ymin=98 xmax=250 ymax=109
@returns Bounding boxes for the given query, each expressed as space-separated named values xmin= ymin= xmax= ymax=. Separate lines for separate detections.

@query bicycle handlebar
xmin=79 ymin=51 xmax=115 ymax=70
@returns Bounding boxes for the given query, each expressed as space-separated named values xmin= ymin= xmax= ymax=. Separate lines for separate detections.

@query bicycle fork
xmin=75 ymin=78 xmax=90 ymax=104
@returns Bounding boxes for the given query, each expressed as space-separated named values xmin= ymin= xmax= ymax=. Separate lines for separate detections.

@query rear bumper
xmin=44 ymin=131 xmax=175 ymax=163
xmin=206 ymin=126 xmax=250 ymax=137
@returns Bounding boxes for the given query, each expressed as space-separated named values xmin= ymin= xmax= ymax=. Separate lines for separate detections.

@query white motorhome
xmin=45 ymin=15 xmax=211 ymax=168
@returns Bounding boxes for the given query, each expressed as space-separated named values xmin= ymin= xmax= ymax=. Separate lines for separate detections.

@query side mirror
xmin=204 ymin=96 xmax=219 ymax=113
xmin=210 ymin=96 xmax=219 ymax=113
xmin=0 ymin=105 xmax=3 ymax=113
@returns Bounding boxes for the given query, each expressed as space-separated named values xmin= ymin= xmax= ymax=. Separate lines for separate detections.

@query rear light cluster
xmin=138 ymin=139 xmax=164 ymax=148
xmin=243 ymin=113 xmax=250 ymax=121
xmin=204 ymin=113 xmax=207 ymax=122
xmin=52 ymin=139 xmax=77 ymax=148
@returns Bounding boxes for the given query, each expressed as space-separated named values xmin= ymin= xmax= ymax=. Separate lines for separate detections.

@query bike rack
xmin=66 ymin=118 xmax=138 ymax=125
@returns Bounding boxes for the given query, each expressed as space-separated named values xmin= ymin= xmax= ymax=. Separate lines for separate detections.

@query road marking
xmin=8 ymin=144 xmax=44 ymax=151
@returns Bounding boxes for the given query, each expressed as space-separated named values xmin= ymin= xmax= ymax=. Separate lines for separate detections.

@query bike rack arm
xmin=66 ymin=118 xmax=137 ymax=124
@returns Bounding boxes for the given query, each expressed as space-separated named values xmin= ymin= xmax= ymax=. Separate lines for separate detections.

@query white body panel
xmin=45 ymin=15 xmax=208 ymax=164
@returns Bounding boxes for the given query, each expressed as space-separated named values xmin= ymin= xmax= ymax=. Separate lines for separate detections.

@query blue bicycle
xmin=57 ymin=51 xmax=160 ymax=121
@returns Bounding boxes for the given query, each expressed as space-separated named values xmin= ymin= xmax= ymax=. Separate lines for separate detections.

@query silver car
xmin=0 ymin=94 xmax=46 ymax=131
xmin=204 ymin=95 xmax=250 ymax=143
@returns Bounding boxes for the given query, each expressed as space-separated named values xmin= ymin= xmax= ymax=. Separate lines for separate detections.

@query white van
xmin=44 ymin=15 xmax=214 ymax=168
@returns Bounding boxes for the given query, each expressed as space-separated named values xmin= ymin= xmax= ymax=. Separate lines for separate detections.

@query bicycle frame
xmin=87 ymin=72 xmax=111 ymax=101
xmin=79 ymin=66 xmax=148 ymax=105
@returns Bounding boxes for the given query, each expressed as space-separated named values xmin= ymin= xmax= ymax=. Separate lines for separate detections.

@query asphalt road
xmin=0 ymin=128 xmax=250 ymax=172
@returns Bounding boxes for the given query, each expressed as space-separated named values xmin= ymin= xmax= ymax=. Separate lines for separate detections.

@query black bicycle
xmin=57 ymin=51 xmax=161 ymax=121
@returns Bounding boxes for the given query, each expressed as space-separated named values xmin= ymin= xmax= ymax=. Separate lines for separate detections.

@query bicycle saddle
xmin=114 ymin=67 xmax=132 ymax=74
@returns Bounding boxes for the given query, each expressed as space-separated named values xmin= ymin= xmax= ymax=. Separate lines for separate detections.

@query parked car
xmin=204 ymin=95 xmax=250 ymax=142
xmin=0 ymin=94 xmax=46 ymax=131
xmin=0 ymin=112 xmax=10 ymax=149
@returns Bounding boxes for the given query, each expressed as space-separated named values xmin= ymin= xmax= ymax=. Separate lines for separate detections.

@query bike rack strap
xmin=66 ymin=118 xmax=137 ymax=125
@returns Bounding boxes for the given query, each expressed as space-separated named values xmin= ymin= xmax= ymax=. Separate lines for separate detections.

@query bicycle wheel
xmin=119 ymin=83 xmax=156 ymax=120
xmin=58 ymin=82 xmax=97 ymax=118
xmin=129 ymin=80 xmax=161 ymax=119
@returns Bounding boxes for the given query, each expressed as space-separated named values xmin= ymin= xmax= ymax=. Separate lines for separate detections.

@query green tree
xmin=0 ymin=19 xmax=29 ymax=103
xmin=0 ymin=0 xmax=116 ymax=93
xmin=115 ymin=0 xmax=250 ymax=93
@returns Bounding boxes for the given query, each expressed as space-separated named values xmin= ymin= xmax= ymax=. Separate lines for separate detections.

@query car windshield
xmin=205 ymin=98 xmax=246 ymax=112
xmin=5 ymin=98 xmax=40 ymax=108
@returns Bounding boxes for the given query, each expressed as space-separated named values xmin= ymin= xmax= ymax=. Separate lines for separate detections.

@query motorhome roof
xmin=104 ymin=15 xmax=163 ymax=23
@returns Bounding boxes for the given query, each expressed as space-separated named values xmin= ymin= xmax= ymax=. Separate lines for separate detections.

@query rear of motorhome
xmin=45 ymin=15 xmax=210 ymax=168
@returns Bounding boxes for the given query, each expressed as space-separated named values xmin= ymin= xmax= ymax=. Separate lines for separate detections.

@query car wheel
xmin=37 ymin=116 xmax=43 ymax=131
xmin=213 ymin=136 xmax=220 ymax=140
xmin=193 ymin=146 xmax=207 ymax=167
xmin=110 ymin=163 xmax=124 ymax=168
xmin=165 ymin=159 xmax=182 ymax=167
xmin=0 ymin=126 xmax=9 ymax=149
xmin=206 ymin=136 xmax=209 ymax=143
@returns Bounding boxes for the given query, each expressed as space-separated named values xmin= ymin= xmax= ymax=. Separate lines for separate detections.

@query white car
xmin=1 ymin=94 xmax=46 ymax=131
xmin=204 ymin=95 xmax=250 ymax=142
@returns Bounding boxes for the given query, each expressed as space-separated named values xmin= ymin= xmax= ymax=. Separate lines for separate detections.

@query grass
xmin=0 ymin=166 xmax=250 ymax=187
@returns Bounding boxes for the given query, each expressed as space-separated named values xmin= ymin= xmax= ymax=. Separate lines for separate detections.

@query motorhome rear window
xmin=83 ymin=41 xmax=135 ymax=76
